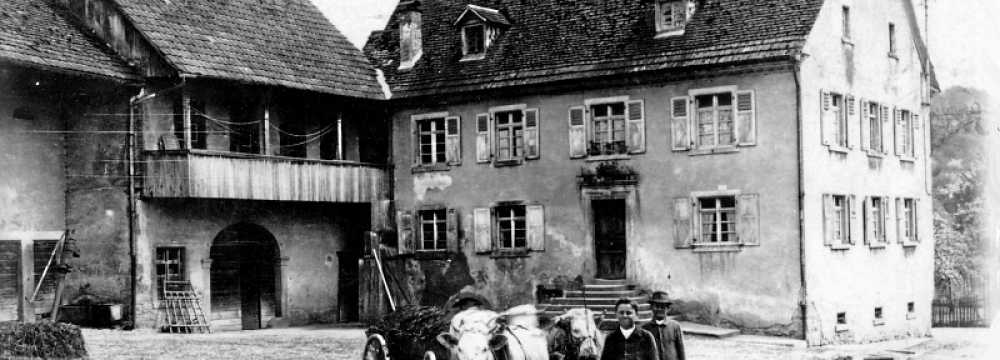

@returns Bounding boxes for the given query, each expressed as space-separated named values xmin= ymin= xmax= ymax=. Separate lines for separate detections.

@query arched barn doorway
xmin=210 ymin=223 xmax=279 ymax=330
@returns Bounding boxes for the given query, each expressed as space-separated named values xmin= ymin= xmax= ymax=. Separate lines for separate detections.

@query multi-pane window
xmin=495 ymin=110 xmax=524 ymax=161
xmin=496 ymin=205 xmax=527 ymax=249
xmin=888 ymin=23 xmax=897 ymax=56
xmin=829 ymin=93 xmax=847 ymax=147
xmin=869 ymin=197 xmax=887 ymax=244
xmin=155 ymin=247 xmax=185 ymax=296
xmin=463 ymin=24 xmax=486 ymax=56
xmin=842 ymin=6 xmax=851 ymax=39
xmin=589 ymin=102 xmax=628 ymax=155
xmin=902 ymin=198 xmax=916 ymax=243
xmin=900 ymin=110 xmax=914 ymax=157
xmin=656 ymin=0 xmax=691 ymax=33
xmin=697 ymin=196 xmax=736 ymax=243
xmin=417 ymin=118 xmax=447 ymax=165
xmin=419 ymin=209 xmax=447 ymax=251
xmin=695 ymin=93 xmax=735 ymax=149
xmin=831 ymin=195 xmax=849 ymax=244
xmin=867 ymin=102 xmax=882 ymax=152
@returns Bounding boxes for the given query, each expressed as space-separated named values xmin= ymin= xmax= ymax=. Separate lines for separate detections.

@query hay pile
xmin=366 ymin=305 xmax=450 ymax=358
xmin=0 ymin=321 xmax=88 ymax=359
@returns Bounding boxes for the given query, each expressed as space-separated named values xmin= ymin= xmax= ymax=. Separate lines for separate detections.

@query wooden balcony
xmin=142 ymin=150 xmax=389 ymax=203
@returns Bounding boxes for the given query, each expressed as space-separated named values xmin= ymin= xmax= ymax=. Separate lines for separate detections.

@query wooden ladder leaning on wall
xmin=161 ymin=280 xmax=211 ymax=333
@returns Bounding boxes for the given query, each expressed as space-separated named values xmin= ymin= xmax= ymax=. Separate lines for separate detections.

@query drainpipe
xmin=793 ymin=58 xmax=809 ymax=342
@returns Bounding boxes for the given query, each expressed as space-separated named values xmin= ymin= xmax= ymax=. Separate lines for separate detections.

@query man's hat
xmin=649 ymin=291 xmax=673 ymax=305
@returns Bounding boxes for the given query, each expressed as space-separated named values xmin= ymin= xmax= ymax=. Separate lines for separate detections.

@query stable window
xmin=873 ymin=306 xmax=885 ymax=326
xmin=32 ymin=240 xmax=60 ymax=298
xmin=697 ymin=196 xmax=737 ymax=243
xmin=418 ymin=209 xmax=448 ymax=251
xmin=695 ymin=93 xmax=735 ymax=149
xmin=655 ymin=0 xmax=695 ymax=36
xmin=155 ymin=247 xmax=185 ymax=297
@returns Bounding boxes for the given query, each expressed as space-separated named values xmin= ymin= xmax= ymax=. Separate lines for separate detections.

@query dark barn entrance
xmin=210 ymin=223 xmax=279 ymax=330
xmin=594 ymin=199 xmax=627 ymax=279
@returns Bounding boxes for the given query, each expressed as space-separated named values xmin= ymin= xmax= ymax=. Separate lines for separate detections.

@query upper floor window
xmin=412 ymin=113 xmax=461 ymax=169
xmin=477 ymin=106 xmax=539 ymax=165
xmin=842 ymin=6 xmax=851 ymax=40
xmin=865 ymin=196 xmax=889 ymax=246
xmin=695 ymin=93 xmax=735 ymax=149
xmin=655 ymin=0 xmax=695 ymax=36
xmin=895 ymin=109 xmax=915 ymax=158
xmin=590 ymin=102 xmax=628 ymax=156
xmin=418 ymin=117 xmax=446 ymax=165
xmin=671 ymin=87 xmax=756 ymax=153
xmin=454 ymin=5 xmax=508 ymax=61
xmin=888 ymin=23 xmax=897 ymax=57
xmin=568 ymin=97 xmax=646 ymax=158
xmin=463 ymin=24 xmax=486 ymax=57
xmin=862 ymin=101 xmax=885 ymax=154
xmin=821 ymin=91 xmax=854 ymax=151
xmin=823 ymin=194 xmax=857 ymax=248
xmin=897 ymin=197 xmax=920 ymax=244
xmin=494 ymin=110 xmax=524 ymax=162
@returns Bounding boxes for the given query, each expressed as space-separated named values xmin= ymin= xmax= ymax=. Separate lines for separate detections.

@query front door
xmin=239 ymin=248 xmax=262 ymax=330
xmin=337 ymin=251 xmax=360 ymax=322
xmin=594 ymin=199 xmax=627 ymax=279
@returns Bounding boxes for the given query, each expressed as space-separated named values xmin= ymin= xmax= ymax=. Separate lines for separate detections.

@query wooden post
xmin=18 ymin=238 xmax=35 ymax=322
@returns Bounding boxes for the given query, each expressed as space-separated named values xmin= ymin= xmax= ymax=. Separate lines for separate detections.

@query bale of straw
xmin=0 ymin=320 xmax=88 ymax=359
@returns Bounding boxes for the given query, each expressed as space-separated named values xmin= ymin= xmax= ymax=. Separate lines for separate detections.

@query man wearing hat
xmin=641 ymin=291 xmax=686 ymax=360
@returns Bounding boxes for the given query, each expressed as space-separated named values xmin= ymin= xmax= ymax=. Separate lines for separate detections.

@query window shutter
xmin=446 ymin=208 xmax=459 ymax=252
xmin=863 ymin=196 xmax=871 ymax=246
xmin=880 ymin=105 xmax=891 ymax=155
xmin=526 ymin=205 xmax=545 ymax=251
xmin=626 ymin=99 xmax=646 ymax=154
xmin=883 ymin=196 xmax=892 ymax=244
xmin=524 ymin=108 xmax=540 ymax=160
xmin=859 ymin=100 xmax=870 ymax=151
xmin=894 ymin=108 xmax=904 ymax=155
xmin=446 ymin=116 xmax=462 ymax=165
xmin=411 ymin=120 xmax=420 ymax=166
xmin=736 ymin=90 xmax=756 ymax=146
xmin=821 ymin=90 xmax=831 ymax=146
xmin=914 ymin=198 xmax=921 ymax=243
xmin=397 ymin=210 xmax=414 ymax=254
xmin=473 ymin=207 xmax=492 ymax=253
xmin=475 ymin=113 xmax=491 ymax=163
xmin=568 ymin=106 xmax=587 ymax=158
xmin=895 ymin=197 xmax=904 ymax=244
xmin=912 ymin=113 xmax=921 ymax=159
xmin=736 ymin=193 xmax=759 ymax=246
xmin=822 ymin=194 xmax=834 ymax=246
xmin=671 ymin=96 xmax=691 ymax=151
xmin=846 ymin=95 xmax=856 ymax=149
xmin=672 ymin=197 xmax=692 ymax=248
xmin=849 ymin=195 xmax=860 ymax=245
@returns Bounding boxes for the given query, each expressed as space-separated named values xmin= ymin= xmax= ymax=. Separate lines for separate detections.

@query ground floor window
xmin=155 ymin=247 xmax=185 ymax=297
xmin=823 ymin=194 xmax=855 ymax=247
xmin=496 ymin=205 xmax=527 ymax=250
xmin=418 ymin=209 xmax=447 ymax=251
xmin=471 ymin=203 xmax=545 ymax=254
xmin=697 ymin=196 xmax=736 ymax=243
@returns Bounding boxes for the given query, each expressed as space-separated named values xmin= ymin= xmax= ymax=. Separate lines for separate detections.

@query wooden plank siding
xmin=142 ymin=150 xmax=390 ymax=202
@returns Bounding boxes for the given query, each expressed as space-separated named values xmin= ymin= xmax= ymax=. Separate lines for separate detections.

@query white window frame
xmin=655 ymin=0 xmax=694 ymax=37
xmin=830 ymin=92 xmax=848 ymax=148
xmin=691 ymin=189 xmax=741 ymax=245
xmin=868 ymin=196 xmax=888 ymax=246
xmin=900 ymin=109 xmax=915 ymax=159
xmin=489 ymin=104 xmax=528 ymax=163
xmin=495 ymin=204 xmax=527 ymax=250
xmin=831 ymin=195 xmax=850 ymax=245
xmin=690 ymin=86 xmax=738 ymax=150
xmin=901 ymin=198 xmax=917 ymax=244
xmin=584 ymin=96 xmax=630 ymax=157
xmin=866 ymin=101 xmax=883 ymax=154
xmin=461 ymin=23 xmax=487 ymax=60
xmin=417 ymin=209 xmax=448 ymax=251
xmin=412 ymin=112 xmax=450 ymax=167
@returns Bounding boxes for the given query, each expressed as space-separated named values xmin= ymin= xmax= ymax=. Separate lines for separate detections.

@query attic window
xmin=655 ymin=0 xmax=695 ymax=37
xmin=463 ymin=24 xmax=486 ymax=57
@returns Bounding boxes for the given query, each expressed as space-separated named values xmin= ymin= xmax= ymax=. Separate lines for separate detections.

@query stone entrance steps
xmin=538 ymin=278 xmax=652 ymax=330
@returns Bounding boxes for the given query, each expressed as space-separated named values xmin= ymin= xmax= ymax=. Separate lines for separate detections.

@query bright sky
xmin=315 ymin=0 xmax=1000 ymax=94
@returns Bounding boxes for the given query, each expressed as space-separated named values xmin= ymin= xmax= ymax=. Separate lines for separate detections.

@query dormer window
xmin=454 ymin=4 xmax=509 ymax=61
xmin=655 ymin=0 xmax=696 ymax=37
xmin=463 ymin=24 xmax=486 ymax=57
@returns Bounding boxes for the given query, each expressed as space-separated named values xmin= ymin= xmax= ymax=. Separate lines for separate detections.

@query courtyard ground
xmin=81 ymin=325 xmax=998 ymax=359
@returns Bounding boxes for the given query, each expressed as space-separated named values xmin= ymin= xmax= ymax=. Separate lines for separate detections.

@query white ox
xmin=547 ymin=308 xmax=604 ymax=360
xmin=437 ymin=305 xmax=549 ymax=360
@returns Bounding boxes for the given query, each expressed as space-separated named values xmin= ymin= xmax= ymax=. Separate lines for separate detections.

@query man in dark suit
xmin=600 ymin=298 xmax=658 ymax=360
xmin=641 ymin=291 xmax=686 ymax=360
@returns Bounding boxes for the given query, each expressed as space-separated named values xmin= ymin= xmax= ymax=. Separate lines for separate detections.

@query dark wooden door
xmin=239 ymin=259 xmax=261 ymax=330
xmin=594 ymin=200 xmax=627 ymax=279
xmin=0 ymin=241 xmax=20 ymax=321
xmin=337 ymin=252 xmax=360 ymax=322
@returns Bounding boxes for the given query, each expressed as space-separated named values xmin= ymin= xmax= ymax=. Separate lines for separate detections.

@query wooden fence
xmin=933 ymin=277 xmax=989 ymax=327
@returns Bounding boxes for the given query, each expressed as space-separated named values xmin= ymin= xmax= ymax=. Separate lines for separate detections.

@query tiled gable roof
xmin=366 ymin=0 xmax=825 ymax=98
xmin=0 ymin=0 xmax=137 ymax=80
xmin=456 ymin=5 xmax=509 ymax=26
xmin=113 ymin=0 xmax=384 ymax=99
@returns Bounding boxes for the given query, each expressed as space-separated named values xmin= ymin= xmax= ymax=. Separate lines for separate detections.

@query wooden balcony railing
xmin=142 ymin=150 xmax=390 ymax=203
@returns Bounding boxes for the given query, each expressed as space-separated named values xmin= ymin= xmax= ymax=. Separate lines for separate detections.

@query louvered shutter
xmin=882 ymin=197 xmax=892 ymax=244
xmin=626 ymin=100 xmax=646 ymax=154
xmin=673 ymin=197 xmax=693 ymax=248
xmin=736 ymin=90 xmax=756 ymax=146
xmin=526 ymin=205 xmax=545 ymax=251
xmin=880 ymin=105 xmax=891 ymax=154
xmin=821 ymin=90 xmax=832 ymax=146
xmin=863 ymin=197 xmax=872 ymax=246
xmin=736 ymin=193 xmax=759 ymax=246
xmin=894 ymin=108 xmax=904 ymax=155
xmin=823 ymin=194 xmax=834 ymax=246
xmin=849 ymin=195 xmax=860 ymax=245
xmin=476 ymin=113 xmax=491 ymax=163
xmin=912 ymin=113 xmax=921 ymax=159
xmin=914 ymin=198 xmax=922 ymax=242
xmin=446 ymin=116 xmax=461 ymax=165
xmin=411 ymin=120 xmax=420 ymax=165
xmin=846 ymin=95 xmax=856 ymax=149
xmin=446 ymin=209 xmax=459 ymax=252
xmin=671 ymin=97 xmax=691 ymax=151
xmin=895 ymin=198 xmax=904 ymax=244
xmin=860 ymin=100 xmax=870 ymax=151
xmin=473 ymin=208 xmax=492 ymax=253
xmin=524 ymin=108 xmax=540 ymax=160
xmin=397 ymin=210 xmax=414 ymax=254
xmin=568 ymin=106 xmax=587 ymax=158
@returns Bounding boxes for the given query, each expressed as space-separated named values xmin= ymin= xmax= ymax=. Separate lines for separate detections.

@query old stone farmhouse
xmin=365 ymin=0 xmax=937 ymax=345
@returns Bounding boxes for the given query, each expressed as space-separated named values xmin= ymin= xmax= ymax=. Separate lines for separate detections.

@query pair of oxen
xmin=436 ymin=305 xmax=603 ymax=360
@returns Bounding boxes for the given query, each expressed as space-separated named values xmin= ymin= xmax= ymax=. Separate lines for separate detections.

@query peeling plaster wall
xmin=133 ymin=199 xmax=369 ymax=328
xmin=799 ymin=0 xmax=933 ymax=345
xmin=390 ymin=69 xmax=803 ymax=335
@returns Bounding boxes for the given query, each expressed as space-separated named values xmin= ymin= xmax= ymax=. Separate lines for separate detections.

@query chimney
xmin=397 ymin=0 xmax=422 ymax=70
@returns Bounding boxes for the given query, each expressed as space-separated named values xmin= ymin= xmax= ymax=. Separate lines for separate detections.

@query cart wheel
xmin=362 ymin=334 xmax=390 ymax=360
xmin=422 ymin=351 xmax=437 ymax=360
